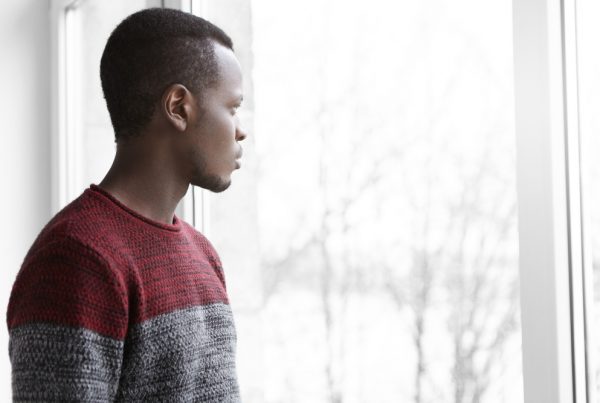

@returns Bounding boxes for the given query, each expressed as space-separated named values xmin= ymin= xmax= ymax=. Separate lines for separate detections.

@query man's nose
xmin=236 ymin=125 xmax=247 ymax=141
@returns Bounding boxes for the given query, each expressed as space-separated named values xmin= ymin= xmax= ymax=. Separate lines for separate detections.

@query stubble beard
xmin=191 ymin=154 xmax=231 ymax=193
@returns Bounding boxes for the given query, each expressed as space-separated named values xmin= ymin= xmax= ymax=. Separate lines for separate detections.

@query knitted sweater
xmin=7 ymin=184 xmax=240 ymax=402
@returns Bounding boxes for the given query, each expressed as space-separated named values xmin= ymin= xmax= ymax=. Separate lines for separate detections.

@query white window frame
xmin=49 ymin=0 xmax=84 ymax=214
xmin=513 ymin=0 xmax=595 ymax=401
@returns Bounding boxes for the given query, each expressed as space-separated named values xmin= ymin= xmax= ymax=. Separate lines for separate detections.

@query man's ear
xmin=162 ymin=84 xmax=193 ymax=132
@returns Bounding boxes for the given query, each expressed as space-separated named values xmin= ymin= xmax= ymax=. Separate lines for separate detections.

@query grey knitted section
xmin=9 ymin=323 xmax=124 ymax=402
xmin=116 ymin=303 xmax=240 ymax=402
xmin=9 ymin=304 xmax=239 ymax=402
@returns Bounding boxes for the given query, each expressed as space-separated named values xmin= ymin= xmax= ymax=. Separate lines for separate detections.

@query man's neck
xmin=98 ymin=146 xmax=189 ymax=226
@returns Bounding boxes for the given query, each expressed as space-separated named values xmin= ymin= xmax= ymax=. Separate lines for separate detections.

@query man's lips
xmin=235 ymin=148 xmax=243 ymax=169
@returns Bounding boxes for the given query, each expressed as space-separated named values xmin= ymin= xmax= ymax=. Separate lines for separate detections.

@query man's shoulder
xmin=28 ymin=189 xmax=120 ymax=260
xmin=9 ymin=190 xmax=129 ymax=337
xmin=180 ymin=220 xmax=222 ymax=263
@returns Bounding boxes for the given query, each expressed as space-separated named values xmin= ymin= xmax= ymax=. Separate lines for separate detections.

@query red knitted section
xmin=7 ymin=238 xmax=129 ymax=340
xmin=7 ymin=185 xmax=230 ymax=341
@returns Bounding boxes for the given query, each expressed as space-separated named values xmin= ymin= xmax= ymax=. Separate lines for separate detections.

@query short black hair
xmin=100 ymin=8 xmax=233 ymax=142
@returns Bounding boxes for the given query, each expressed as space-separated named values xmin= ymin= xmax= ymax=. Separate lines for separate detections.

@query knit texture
xmin=7 ymin=184 xmax=240 ymax=402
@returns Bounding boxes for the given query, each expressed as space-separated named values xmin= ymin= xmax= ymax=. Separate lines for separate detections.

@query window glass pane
xmin=75 ymin=0 xmax=149 ymax=190
xmin=199 ymin=1 xmax=523 ymax=402
xmin=576 ymin=0 xmax=600 ymax=399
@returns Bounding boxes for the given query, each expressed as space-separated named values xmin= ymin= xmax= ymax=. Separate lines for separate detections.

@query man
xmin=7 ymin=8 xmax=245 ymax=402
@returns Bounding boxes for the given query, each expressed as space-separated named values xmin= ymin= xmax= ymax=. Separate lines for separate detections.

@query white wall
xmin=0 ymin=0 xmax=51 ymax=399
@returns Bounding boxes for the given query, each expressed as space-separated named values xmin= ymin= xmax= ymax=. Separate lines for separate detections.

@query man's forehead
xmin=213 ymin=42 xmax=241 ymax=70
xmin=214 ymin=47 xmax=243 ymax=93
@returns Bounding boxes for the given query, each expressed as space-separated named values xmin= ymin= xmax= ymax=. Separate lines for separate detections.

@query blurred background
xmin=0 ymin=0 xmax=598 ymax=402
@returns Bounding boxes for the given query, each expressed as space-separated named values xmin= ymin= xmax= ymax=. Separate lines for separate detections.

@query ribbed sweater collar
xmin=87 ymin=184 xmax=183 ymax=233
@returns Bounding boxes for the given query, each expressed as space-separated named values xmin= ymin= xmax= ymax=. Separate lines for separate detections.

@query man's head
xmin=100 ymin=8 xmax=233 ymax=142
xmin=100 ymin=8 xmax=246 ymax=193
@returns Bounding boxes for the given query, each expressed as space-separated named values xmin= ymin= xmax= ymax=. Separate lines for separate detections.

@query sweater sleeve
xmin=6 ymin=236 xmax=129 ymax=402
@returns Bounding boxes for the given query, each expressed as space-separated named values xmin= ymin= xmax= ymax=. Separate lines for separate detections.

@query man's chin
xmin=209 ymin=182 xmax=231 ymax=193
xmin=193 ymin=175 xmax=231 ymax=193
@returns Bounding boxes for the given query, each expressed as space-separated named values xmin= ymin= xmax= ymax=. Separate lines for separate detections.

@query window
xmin=49 ymin=0 xmax=596 ymax=401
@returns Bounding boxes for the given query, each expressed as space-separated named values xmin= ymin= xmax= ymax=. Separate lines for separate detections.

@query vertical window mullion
xmin=50 ymin=0 xmax=84 ymax=213
xmin=564 ymin=0 xmax=596 ymax=400
xmin=513 ymin=0 xmax=579 ymax=401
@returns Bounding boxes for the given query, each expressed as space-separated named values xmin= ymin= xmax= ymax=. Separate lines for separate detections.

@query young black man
xmin=7 ymin=8 xmax=246 ymax=402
